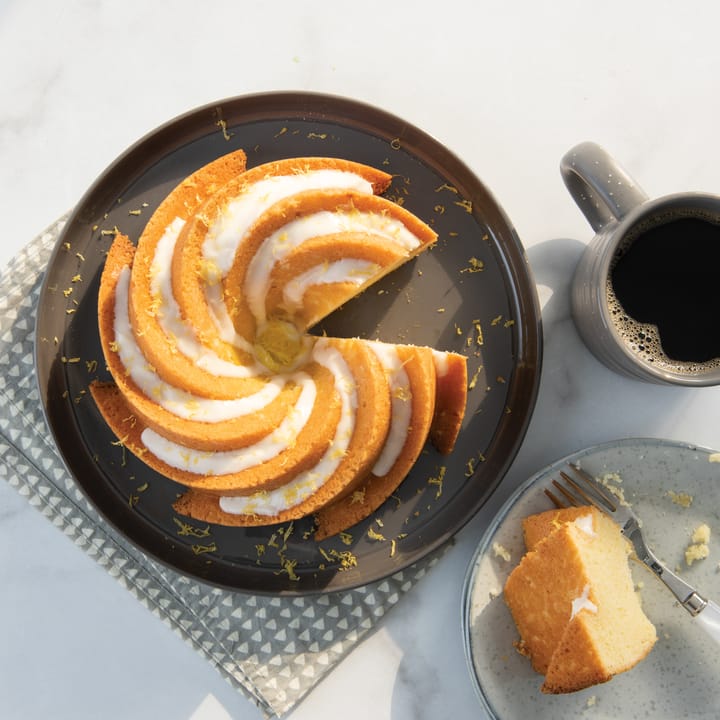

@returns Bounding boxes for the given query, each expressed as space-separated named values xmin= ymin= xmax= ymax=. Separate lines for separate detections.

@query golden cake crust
xmin=430 ymin=351 xmax=467 ymax=454
xmin=313 ymin=344 xmax=437 ymax=539
xmin=89 ymin=371 xmax=344 ymax=496
xmin=97 ymin=234 xmax=302 ymax=452
xmin=173 ymin=338 xmax=394 ymax=524
xmin=127 ymin=148 xmax=260 ymax=400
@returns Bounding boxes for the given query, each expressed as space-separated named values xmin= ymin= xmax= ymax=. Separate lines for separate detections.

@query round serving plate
xmin=35 ymin=91 xmax=542 ymax=594
xmin=463 ymin=437 xmax=720 ymax=719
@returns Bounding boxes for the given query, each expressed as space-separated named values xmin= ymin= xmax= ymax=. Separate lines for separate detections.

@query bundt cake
xmin=504 ymin=506 xmax=657 ymax=694
xmin=91 ymin=150 xmax=469 ymax=536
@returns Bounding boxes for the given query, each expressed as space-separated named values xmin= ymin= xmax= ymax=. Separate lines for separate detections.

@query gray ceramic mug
xmin=562 ymin=141 xmax=720 ymax=386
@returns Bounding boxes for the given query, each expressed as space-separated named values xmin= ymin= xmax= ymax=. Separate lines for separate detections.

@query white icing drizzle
xmin=219 ymin=339 xmax=357 ymax=515
xmin=200 ymin=170 xmax=374 ymax=344
xmin=432 ymin=349 xmax=449 ymax=377
xmin=246 ymin=210 xmax=421 ymax=326
xmin=203 ymin=280 xmax=245 ymax=347
xmin=574 ymin=513 xmax=596 ymax=536
xmin=140 ymin=371 xmax=316 ymax=474
xmin=150 ymin=217 xmax=257 ymax=374
xmin=203 ymin=170 xmax=375 ymax=275
xmin=570 ymin=583 xmax=598 ymax=619
xmin=367 ymin=342 xmax=412 ymax=477
xmin=282 ymin=259 xmax=381 ymax=307
xmin=114 ymin=267 xmax=282 ymax=421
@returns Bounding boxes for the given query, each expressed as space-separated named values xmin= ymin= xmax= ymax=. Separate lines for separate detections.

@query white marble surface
xmin=2 ymin=1 xmax=720 ymax=718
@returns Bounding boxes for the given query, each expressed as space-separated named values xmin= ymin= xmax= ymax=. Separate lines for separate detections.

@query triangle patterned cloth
xmin=0 ymin=215 xmax=445 ymax=718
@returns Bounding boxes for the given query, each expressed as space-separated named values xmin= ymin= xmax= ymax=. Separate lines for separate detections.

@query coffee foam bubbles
xmin=605 ymin=207 xmax=720 ymax=377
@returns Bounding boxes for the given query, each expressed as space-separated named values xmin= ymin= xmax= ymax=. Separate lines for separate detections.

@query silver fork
xmin=547 ymin=463 xmax=720 ymax=645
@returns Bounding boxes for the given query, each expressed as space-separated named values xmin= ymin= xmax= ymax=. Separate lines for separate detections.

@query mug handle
xmin=560 ymin=141 xmax=649 ymax=232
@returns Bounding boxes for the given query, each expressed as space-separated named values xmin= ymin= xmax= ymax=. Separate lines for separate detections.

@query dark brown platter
xmin=35 ymin=92 xmax=542 ymax=594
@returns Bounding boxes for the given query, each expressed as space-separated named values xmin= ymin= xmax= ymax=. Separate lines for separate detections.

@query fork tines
xmin=544 ymin=463 xmax=618 ymax=514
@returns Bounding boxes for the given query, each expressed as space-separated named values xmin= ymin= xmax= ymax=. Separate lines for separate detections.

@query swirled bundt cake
xmin=91 ymin=150 xmax=469 ymax=536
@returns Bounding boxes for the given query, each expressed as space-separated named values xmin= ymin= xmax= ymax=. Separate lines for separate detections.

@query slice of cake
xmin=313 ymin=342 xmax=437 ymax=540
xmin=522 ymin=505 xmax=594 ymax=552
xmin=504 ymin=506 xmax=657 ymax=694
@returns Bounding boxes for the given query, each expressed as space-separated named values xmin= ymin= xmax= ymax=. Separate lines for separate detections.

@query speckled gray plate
xmin=462 ymin=437 xmax=720 ymax=719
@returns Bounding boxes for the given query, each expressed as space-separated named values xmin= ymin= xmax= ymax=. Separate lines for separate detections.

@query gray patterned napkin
xmin=0 ymin=216 xmax=446 ymax=718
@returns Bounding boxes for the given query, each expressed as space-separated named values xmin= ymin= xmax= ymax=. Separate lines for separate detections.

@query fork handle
xmin=695 ymin=599 xmax=720 ymax=645
xmin=640 ymin=544 xmax=720 ymax=645
xmin=654 ymin=561 xmax=720 ymax=645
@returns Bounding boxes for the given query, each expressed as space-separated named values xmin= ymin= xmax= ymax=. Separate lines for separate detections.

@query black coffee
xmin=608 ymin=212 xmax=720 ymax=368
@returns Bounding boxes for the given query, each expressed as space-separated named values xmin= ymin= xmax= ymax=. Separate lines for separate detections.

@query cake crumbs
xmin=490 ymin=314 xmax=503 ymax=326
xmin=492 ymin=542 xmax=511 ymax=562
xmin=339 ymin=532 xmax=353 ymax=546
xmin=597 ymin=472 xmax=632 ymax=508
xmin=460 ymin=257 xmax=485 ymax=274
xmin=350 ymin=489 xmax=366 ymax=505
xmin=666 ymin=490 xmax=693 ymax=508
xmin=685 ymin=523 xmax=711 ymax=566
